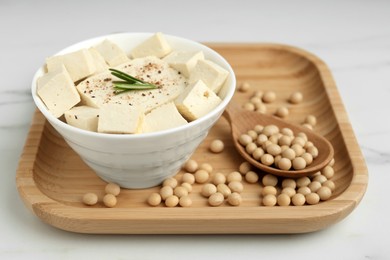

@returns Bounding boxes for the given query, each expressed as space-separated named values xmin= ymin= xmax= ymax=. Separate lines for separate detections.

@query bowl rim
xmin=31 ymin=32 xmax=236 ymax=140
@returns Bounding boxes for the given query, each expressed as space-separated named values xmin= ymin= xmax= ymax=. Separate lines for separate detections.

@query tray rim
xmin=16 ymin=43 xmax=368 ymax=234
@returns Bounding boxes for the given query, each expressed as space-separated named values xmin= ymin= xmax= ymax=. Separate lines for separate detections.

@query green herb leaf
xmin=112 ymin=81 xmax=157 ymax=89
xmin=109 ymin=68 xmax=148 ymax=84
xmin=109 ymin=68 xmax=157 ymax=95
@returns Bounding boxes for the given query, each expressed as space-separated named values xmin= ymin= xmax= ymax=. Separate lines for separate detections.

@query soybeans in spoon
xmin=223 ymin=103 xmax=334 ymax=178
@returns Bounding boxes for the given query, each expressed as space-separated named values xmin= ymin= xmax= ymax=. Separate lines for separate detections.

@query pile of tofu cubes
xmin=37 ymin=33 xmax=229 ymax=134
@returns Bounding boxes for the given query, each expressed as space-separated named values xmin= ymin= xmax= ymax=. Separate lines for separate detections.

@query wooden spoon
xmin=223 ymin=103 xmax=334 ymax=178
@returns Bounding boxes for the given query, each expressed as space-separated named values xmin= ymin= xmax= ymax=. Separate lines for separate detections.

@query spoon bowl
xmin=223 ymin=103 xmax=334 ymax=178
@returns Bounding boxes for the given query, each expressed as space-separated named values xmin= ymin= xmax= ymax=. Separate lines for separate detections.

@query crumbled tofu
xmin=93 ymin=39 xmax=130 ymax=67
xmin=46 ymin=49 xmax=96 ymax=82
xmin=97 ymin=104 xmax=144 ymax=134
xmin=175 ymin=80 xmax=222 ymax=121
xmin=131 ymin=32 xmax=172 ymax=58
xmin=89 ymin=47 xmax=109 ymax=73
xmin=143 ymin=102 xmax=187 ymax=133
xmin=76 ymin=56 xmax=187 ymax=113
xmin=37 ymin=66 xmax=81 ymax=118
xmin=163 ymin=51 xmax=204 ymax=77
xmin=64 ymin=106 xmax=99 ymax=132
xmin=189 ymin=60 xmax=229 ymax=93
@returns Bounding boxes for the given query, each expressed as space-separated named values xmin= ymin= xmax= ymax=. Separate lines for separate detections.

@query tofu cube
xmin=37 ymin=66 xmax=81 ymax=118
xmin=163 ymin=51 xmax=204 ymax=77
xmin=189 ymin=60 xmax=229 ymax=93
xmin=64 ymin=106 xmax=100 ymax=132
xmin=46 ymin=49 xmax=96 ymax=82
xmin=97 ymin=104 xmax=144 ymax=134
xmin=89 ymin=47 xmax=108 ymax=73
xmin=94 ymin=39 xmax=130 ymax=67
xmin=143 ymin=102 xmax=188 ymax=133
xmin=77 ymin=89 xmax=100 ymax=108
xmin=175 ymin=80 xmax=222 ymax=121
xmin=131 ymin=32 xmax=172 ymax=58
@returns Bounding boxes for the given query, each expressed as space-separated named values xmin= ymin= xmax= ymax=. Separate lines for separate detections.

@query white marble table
xmin=1 ymin=0 xmax=389 ymax=259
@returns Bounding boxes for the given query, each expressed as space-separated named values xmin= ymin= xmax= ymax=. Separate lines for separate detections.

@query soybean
xmin=179 ymin=196 xmax=192 ymax=207
xmin=227 ymin=192 xmax=242 ymax=206
xmin=165 ymin=195 xmax=179 ymax=207
xmin=103 ymin=194 xmax=117 ymax=208
xmin=82 ymin=193 xmax=98 ymax=206
xmin=289 ymin=92 xmax=303 ymax=104
xmin=194 ymin=170 xmax=210 ymax=184
xmin=263 ymin=194 xmax=277 ymax=206
xmin=277 ymin=193 xmax=291 ymax=206
xmin=212 ymin=172 xmax=227 ymax=185
xmin=208 ymin=192 xmax=224 ymax=206
xmin=217 ymin=183 xmax=232 ymax=198
xmin=262 ymin=91 xmax=276 ymax=103
xmin=201 ymin=183 xmax=217 ymax=197
xmin=245 ymin=171 xmax=259 ymax=183
xmin=105 ymin=183 xmax=121 ymax=196
xmin=147 ymin=193 xmax=162 ymax=206
xmin=239 ymin=162 xmax=252 ymax=174
xmin=209 ymin=139 xmax=225 ymax=153
xmin=182 ymin=173 xmax=195 ymax=184
xmin=184 ymin=160 xmax=198 ymax=173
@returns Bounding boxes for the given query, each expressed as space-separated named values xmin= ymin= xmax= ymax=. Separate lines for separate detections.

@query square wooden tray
xmin=16 ymin=43 xmax=368 ymax=234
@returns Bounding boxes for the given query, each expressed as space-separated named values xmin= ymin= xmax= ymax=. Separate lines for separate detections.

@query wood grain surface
xmin=16 ymin=44 xmax=368 ymax=234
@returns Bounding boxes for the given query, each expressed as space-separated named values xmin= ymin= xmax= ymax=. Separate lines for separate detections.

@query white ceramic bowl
xmin=31 ymin=33 xmax=236 ymax=189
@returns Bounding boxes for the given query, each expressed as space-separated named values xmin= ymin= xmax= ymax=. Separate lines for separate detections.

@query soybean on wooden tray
xmin=16 ymin=44 xmax=368 ymax=234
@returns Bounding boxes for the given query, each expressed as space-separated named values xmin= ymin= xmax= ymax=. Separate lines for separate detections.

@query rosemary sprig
xmin=109 ymin=68 xmax=157 ymax=94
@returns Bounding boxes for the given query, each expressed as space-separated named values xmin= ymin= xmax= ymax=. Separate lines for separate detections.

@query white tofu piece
xmin=189 ymin=60 xmax=229 ymax=93
xmin=77 ymin=89 xmax=100 ymax=108
xmin=131 ymin=32 xmax=172 ymax=58
xmin=143 ymin=102 xmax=187 ymax=133
xmin=94 ymin=39 xmax=130 ymax=67
xmin=97 ymin=104 xmax=144 ymax=134
xmin=37 ymin=66 xmax=80 ymax=118
xmin=46 ymin=49 xmax=96 ymax=82
xmin=163 ymin=51 xmax=204 ymax=77
xmin=64 ymin=106 xmax=99 ymax=132
xmin=175 ymin=80 xmax=222 ymax=121
xmin=76 ymin=56 xmax=187 ymax=113
xmin=89 ymin=47 xmax=108 ymax=73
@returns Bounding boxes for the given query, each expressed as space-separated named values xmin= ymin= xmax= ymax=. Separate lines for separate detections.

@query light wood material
xmin=224 ymin=102 xmax=334 ymax=177
xmin=16 ymin=44 xmax=368 ymax=234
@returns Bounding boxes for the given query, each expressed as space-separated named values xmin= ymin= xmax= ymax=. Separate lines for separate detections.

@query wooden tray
xmin=16 ymin=44 xmax=368 ymax=234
